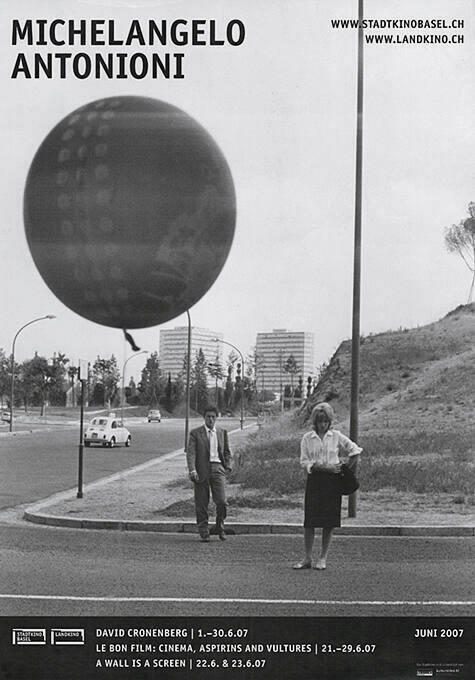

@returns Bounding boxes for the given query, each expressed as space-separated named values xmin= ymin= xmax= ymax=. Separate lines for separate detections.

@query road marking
xmin=0 ymin=594 xmax=472 ymax=606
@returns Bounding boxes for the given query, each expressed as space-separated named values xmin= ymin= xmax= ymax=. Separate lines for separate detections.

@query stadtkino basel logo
xmin=12 ymin=629 xmax=46 ymax=645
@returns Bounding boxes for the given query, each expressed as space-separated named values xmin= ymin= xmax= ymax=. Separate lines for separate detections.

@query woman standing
xmin=293 ymin=402 xmax=362 ymax=570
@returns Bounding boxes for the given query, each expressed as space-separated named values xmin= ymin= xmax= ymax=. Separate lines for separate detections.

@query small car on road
xmin=147 ymin=409 xmax=161 ymax=422
xmin=84 ymin=415 xmax=131 ymax=448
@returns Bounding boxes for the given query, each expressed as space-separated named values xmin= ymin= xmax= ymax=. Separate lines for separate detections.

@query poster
xmin=0 ymin=1 xmax=473 ymax=678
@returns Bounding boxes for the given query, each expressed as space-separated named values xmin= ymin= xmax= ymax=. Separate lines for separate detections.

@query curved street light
xmin=214 ymin=338 xmax=245 ymax=430
xmin=9 ymin=315 xmax=56 ymax=432
xmin=121 ymin=350 xmax=148 ymax=422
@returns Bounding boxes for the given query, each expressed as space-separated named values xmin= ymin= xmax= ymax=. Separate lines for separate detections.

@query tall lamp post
xmin=348 ymin=0 xmax=365 ymax=518
xmin=9 ymin=315 xmax=56 ymax=432
xmin=121 ymin=350 xmax=148 ymax=421
xmin=214 ymin=338 xmax=244 ymax=430
xmin=184 ymin=310 xmax=192 ymax=452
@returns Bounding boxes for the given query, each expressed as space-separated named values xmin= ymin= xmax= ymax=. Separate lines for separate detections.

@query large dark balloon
xmin=24 ymin=96 xmax=236 ymax=329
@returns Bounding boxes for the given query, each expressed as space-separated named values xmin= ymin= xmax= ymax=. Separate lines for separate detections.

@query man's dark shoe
xmin=199 ymin=532 xmax=210 ymax=542
xmin=217 ymin=523 xmax=226 ymax=541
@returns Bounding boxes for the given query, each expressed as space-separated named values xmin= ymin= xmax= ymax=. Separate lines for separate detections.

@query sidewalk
xmin=23 ymin=426 xmax=475 ymax=537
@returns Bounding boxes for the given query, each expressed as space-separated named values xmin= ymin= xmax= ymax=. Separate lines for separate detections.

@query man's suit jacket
xmin=186 ymin=425 xmax=232 ymax=481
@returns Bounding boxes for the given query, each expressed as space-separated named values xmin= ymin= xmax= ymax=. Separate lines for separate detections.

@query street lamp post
xmin=121 ymin=350 xmax=148 ymax=422
xmin=184 ymin=310 xmax=192 ymax=452
xmin=348 ymin=0 xmax=365 ymax=519
xmin=214 ymin=338 xmax=245 ymax=430
xmin=9 ymin=315 xmax=56 ymax=432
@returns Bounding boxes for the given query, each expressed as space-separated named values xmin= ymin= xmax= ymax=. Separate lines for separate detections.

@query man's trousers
xmin=194 ymin=463 xmax=227 ymax=531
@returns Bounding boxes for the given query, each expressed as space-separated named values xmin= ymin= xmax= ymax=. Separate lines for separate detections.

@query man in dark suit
xmin=186 ymin=405 xmax=232 ymax=542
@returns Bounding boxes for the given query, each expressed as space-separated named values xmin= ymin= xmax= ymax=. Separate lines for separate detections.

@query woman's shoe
xmin=292 ymin=561 xmax=311 ymax=570
xmin=314 ymin=558 xmax=326 ymax=570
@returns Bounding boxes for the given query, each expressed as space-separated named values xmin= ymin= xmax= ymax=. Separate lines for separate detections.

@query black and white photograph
xmin=0 ymin=1 xmax=473 ymax=678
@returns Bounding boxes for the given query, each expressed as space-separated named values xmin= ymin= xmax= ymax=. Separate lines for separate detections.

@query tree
xmin=0 ymin=349 xmax=10 ymax=407
xmin=242 ymin=372 xmax=254 ymax=408
xmin=48 ymin=352 xmax=70 ymax=406
xmin=171 ymin=371 xmax=185 ymax=411
xmin=164 ymin=373 xmax=173 ymax=412
xmin=67 ymin=365 xmax=79 ymax=406
xmin=234 ymin=361 xmax=243 ymax=407
xmin=224 ymin=365 xmax=234 ymax=409
xmin=207 ymin=353 xmax=225 ymax=405
xmin=91 ymin=355 xmax=120 ymax=407
xmin=227 ymin=350 xmax=238 ymax=367
xmin=19 ymin=354 xmax=52 ymax=414
xmin=283 ymin=384 xmax=292 ymax=409
xmin=138 ymin=352 xmax=164 ymax=406
xmin=191 ymin=348 xmax=209 ymax=413
xmin=444 ymin=202 xmax=475 ymax=303
xmin=223 ymin=351 xmax=238 ymax=409
xmin=2 ymin=350 xmax=70 ymax=412
xmin=246 ymin=346 xmax=263 ymax=398
xmin=294 ymin=374 xmax=304 ymax=404
xmin=125 ymin=377 xmax=137 ymax=404
xmin=283 ymin=354 xmax=301 ymax=406
xmin=164 ymin=354 xmax=190 ymax=413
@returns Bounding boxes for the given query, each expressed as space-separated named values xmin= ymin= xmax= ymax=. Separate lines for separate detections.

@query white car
xmin=84 ymin=416 xmax=131 ymax=448
xmin=147 ymin=409 xmax=161 ymax=422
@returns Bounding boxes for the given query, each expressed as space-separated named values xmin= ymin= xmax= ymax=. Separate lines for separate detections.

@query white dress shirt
xmin=207 ymin=428 xmax=220 ymax=462
xmin=300 ymin=429 xmax=362 ymax=474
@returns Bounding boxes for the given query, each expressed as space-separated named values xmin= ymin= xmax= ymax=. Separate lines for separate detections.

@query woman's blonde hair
xmin=311 ymin=402 xmax=334 ymax=428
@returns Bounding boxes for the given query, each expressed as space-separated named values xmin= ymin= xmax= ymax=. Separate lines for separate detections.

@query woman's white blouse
xmin=300 ymin=429 xmax=362 ymax=474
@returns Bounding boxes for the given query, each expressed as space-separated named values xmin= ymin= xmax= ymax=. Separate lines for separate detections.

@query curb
xmin=22 ymin=511 xmax=475 ymax=537
xmin=19 ymin=424 xmax=475 ymax=538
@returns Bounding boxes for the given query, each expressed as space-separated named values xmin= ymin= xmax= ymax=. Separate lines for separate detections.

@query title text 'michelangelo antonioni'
xmin=11 ymin=19 xmax=247 ymax=79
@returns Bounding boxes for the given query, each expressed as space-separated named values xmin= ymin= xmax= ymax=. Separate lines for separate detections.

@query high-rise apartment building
xmin=255 ymin=329 xmax=314 ymax=394
xmin=159 ymin=327 xmax=224 ymax=379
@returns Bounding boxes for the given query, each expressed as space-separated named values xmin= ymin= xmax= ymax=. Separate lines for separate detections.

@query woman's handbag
xmin=338 ymin=464 xmax=360 ymax=495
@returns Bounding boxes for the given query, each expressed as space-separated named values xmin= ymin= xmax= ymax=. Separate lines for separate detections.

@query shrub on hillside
xmin=230 ymin=434 xmax=303 ymax=493
xmin=234 ymin=457 xmax=305 ymax=495
xmin=359 ymin=457 xmax=473 ymax=495
xmin=229 ymin=414 xmax=474 ymax=498
xmin=360 ymin=429 xmax=474 ymax=459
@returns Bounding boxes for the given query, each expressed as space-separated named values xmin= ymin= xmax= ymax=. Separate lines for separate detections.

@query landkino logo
xmin=51 ymin=629 xmax=85 ymax=645
xmin=12 ymin=629 xmax=46 ymax=645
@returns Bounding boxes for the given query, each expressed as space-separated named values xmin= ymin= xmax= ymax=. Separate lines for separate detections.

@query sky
xmin=1 ymin=0 xmax=474 ymax=384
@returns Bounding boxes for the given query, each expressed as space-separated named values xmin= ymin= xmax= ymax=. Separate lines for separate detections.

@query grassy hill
xmin=232 ymin=304 xmax=475 ymax=508
xmin=308 ymin=302 xmax=475 ymax=438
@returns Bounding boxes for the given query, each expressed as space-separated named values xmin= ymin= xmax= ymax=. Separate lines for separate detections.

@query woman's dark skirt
xmin=304 ymin=471 xmax=342 ymax=528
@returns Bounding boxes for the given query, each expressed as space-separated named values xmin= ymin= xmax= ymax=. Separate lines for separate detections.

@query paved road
xmin=0 ymin=417 xmax=238 ymax=508
xmin=0 ymin=522 xmax=473 ymax=617
xmin=0 ymin=418 xmax=473 ymax=620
